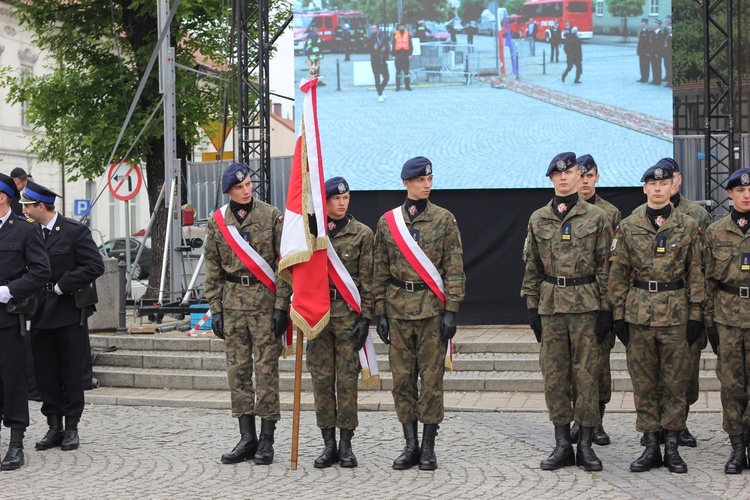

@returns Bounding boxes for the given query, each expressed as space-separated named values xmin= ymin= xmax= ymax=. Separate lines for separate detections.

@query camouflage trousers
xmin=716 ymin=323 xmax=750 ymax=436
xmin=570 ymin=331 xmax=614 ymax=405
xmin=390 ymin=316 xmax=445 ymax=425
xmin=306 ymin=310 xmax=360 ymax=430
xmin=686 ymin=329 xmax=707 ymax=407
xmin=540 ymin=312 xmax=601 ymax=427
xmin=223 ymin=309 xmax=282 ymax=420
xmin=627 ymin=323 xmax=688 ymax=433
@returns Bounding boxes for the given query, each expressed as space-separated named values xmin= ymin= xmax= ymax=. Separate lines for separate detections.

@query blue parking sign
xmin=74 ymin=199 xmax=91 ymax=216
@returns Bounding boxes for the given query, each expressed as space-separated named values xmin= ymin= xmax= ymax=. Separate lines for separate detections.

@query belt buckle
xmin=741 ymin=287 xmax=750 ymax=299
xmin=556 ymin=276 xmax=566 ymax=288
xmin=330 ymin=289 xmax=338 ymax=300
xmin=405 ymin=280 xmax=415 ymax=292
xmin=648 ymin=280 xmax=658 ymax=293
xmin=241 ymin=276 xmax=250 ymax=287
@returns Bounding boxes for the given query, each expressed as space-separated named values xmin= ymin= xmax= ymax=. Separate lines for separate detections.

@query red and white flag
xmin=278 ymin=78 xmax=330 ymax=339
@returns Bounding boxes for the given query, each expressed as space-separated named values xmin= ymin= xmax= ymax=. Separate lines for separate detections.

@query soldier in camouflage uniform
xmin=372 ymin=156 xmax=465 ymax=471
xmin=306 ymin=177 xmax=373 ymax=469
xmin=608 ymin=160 xmax=704 ymax=474
xmin=703 ymin=168 xmax=750 ymax=474
xmin=204 ymin=162 xmax=291 ymax=466
xmin=568 ymin=153 xmax=622 ymax=447
xmin=521 ymin=152 xmax=613 ymax=472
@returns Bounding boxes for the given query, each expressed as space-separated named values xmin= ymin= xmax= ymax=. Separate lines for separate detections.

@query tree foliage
xmin=458 ymin=0 xmax=486 ymax=23
xmin=501 ymin=0 xmax=525 ymax=15
xmin=605 ymin=0 xmax=641 ymax=18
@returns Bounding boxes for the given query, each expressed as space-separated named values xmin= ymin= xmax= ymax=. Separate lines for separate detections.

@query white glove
xmin=54 ymin=283 xmax=63 ymax=295
xmin=0 ymin=286 xmax=12 ymax=304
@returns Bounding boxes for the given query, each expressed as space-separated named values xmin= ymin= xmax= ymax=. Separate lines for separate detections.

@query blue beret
xmin=325 ymin=176 xmax=349 ymax=198
xmin=726 ymin=168 xmax=750 ymax=190
xmin=19 ymin=180 xmax=60 ymax=205
xmin=653 ymin=19 xmax=662 ymax=25
xmin=656 ymin=157 xmax=680 ymax=172
xmin=640 ymin=163 xmax=674 ymax=182
xmin=222 ymin=162 xmax=250 ymax=193
xmin=641 ymin=18 xmax=648 ymax=23
xmin=546 ymin=152 xmax=578 ymax=177
xmin=576 ymin=154 xmax=597 ymax=174
xmin=0 ymin=173 xmax=18 ymax=199
xmin=401 ymin=156 xmax=433 ymax=180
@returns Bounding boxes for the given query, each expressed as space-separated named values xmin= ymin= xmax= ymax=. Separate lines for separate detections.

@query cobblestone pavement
xmin=5 ymin=402 xmax=745 ymax=498
xmin=293 ymin=34 xmax=672 ymax=191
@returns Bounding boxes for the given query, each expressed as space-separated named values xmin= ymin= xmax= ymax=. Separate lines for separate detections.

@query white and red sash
xmin=213 ymin=205 xmax=277 ymax=294
xmin=384 ymin=207 xmax=454 ymax=369
xmin=327 ymin=237 xmax=380 ymax=385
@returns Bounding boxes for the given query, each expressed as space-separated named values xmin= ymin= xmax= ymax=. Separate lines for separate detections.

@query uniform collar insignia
xmin=655 ymin=215 xmax=666 ymax=227
xmin=738 ymin=218 xmax=748 ymax=228
xmin=557 ymin=203 xmax=567 ymax=213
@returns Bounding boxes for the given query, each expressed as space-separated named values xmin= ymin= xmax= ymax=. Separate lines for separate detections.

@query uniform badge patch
xmin=655 ymin=215 xmax=665 ymax=227
xmin=739 ymin=218 xmax=748 ymax=228
xmin=556 ymin=160 xmax=566 ymax=171
xmin=338 ymin=183 xmax=346 ymax=193
xmin=327 ymin=221 xmax=336 ymax=231
xmin=742 ymin=173 xmax=750 ymax=186
xmin=557 ymin=203 xmax=567 ymax=213
xmin=236 ymin=170 xmax=245 ymax=181
xmin=408 ymin=205 xmax=418 ymax=216
xmin=425 ymin=164 xmax=432 ymax=175
xmin=654 ymin=168 xmax=664 ymax=179
xmin=742 ymin=253 xmax=750 ymax=271
xmin=237 ymin=209 xmax=247 ymax=218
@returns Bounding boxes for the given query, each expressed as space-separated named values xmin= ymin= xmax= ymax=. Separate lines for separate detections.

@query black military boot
xmin=392 ymin=421 xmax=420 ymax=470
xmin=725 ymin=434 xmax=747 ymax=474
xmin=314 ymin=427 xmax=339 ymax=468
xmin=576 ymin=426 xmax=603 ymax=471
xmin=0 ymin=428 xmax=24 ymax=471
xmin=540 ymin=424 xmax=575 ymax=470
xmin=35 ymin=414 xmax=65 ymax=450
xmin=61 ymin=417 xmax=80 ymax=451
xmin=221 ymin=415 xmax=257 ymax=464
xmin=664 ymin=430 xmax=688 ymax=473
xmin=593 ymin=402 xmax=610 ymax=446
xmin=253 ymin=419 xmax=276 ymax=465
xmin=418 ymin=424 xmax=439 ymax=471
xmin=339 ymin=429 xmax=357 ymax=468
xmin=630 ymin=432 xmax=662 ymax=472
xmin=679 ymin=407 xmax=697 ymax=447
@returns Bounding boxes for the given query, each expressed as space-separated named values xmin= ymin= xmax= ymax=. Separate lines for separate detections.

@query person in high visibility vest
xmin=305 ymin=21 xmax=324 ymax=84
xmin=391 ymin=23 xmax=413 ymax=91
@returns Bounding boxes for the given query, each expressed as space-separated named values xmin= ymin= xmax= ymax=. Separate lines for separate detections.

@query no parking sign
xmin=108 ymin=160 xmax=143 ymax=201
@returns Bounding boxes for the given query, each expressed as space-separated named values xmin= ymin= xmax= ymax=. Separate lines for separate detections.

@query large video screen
xmin=293 ymin=2 xmax=673 ymax=190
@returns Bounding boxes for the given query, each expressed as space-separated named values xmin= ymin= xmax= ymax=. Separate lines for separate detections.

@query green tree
xmin=1 ymin=0 xmax=288 ymax=298
xmin=605 ymin=0 xmax=642 ymax=41
xmin=458 ymin=0 xmax=485 ymax=23
xmin=501 ymin=0 xmax=525 ymax=15
xmin=358 ymin=0 xmax=445 ymax=24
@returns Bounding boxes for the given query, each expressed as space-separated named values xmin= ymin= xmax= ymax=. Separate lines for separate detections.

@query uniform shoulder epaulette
xmin=64 ymin=216 xmax=82 ymax=226
xmin=23 ymin=215 xmax=35 ymax=223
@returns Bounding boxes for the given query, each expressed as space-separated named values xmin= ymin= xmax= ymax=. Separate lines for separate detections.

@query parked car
xmin=99 ymin=236 xmax=152 ymax=279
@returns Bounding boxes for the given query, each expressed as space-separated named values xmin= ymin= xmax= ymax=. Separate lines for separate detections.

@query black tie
xmin=43 ymin=228 xmax=51 ymax=241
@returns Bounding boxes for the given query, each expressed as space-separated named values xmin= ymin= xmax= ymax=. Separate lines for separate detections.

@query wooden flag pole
xmin=290 ymin=327 xmax=304 ymax=470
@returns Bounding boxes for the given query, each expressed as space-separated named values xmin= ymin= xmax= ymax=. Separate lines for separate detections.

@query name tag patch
xmin=561 ymin=222 xmax=572 ymax=241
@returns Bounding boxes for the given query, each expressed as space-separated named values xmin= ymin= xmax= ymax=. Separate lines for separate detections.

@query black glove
xmin=271 ymin=308 xmax=290 ymax=339
xmin=376 ymin=314 xmax=390 ymax=345
xmin=687 ymin=319 xmax=704 ymax=346
xmin=613 ymin=320 xmax=629 ymax=347
xmin=212 ymin=312 xmax=224 ymax=340
xmin=350 ymin=317 xmax=370 ymax=351
xmin=440 ymin=311 xmax=457 ymax=342
xmin=528 ymin=308 xmax=542 ymax=343
xmin=706 ymin=324 xmax=719 ymax=355
xmin=595 ymin=310 xmax=614 ymax=344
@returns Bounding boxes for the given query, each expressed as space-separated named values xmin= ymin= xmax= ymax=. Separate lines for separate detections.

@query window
xmin=596 ymin=0 xmax=604 ymax=16
xmin=569 ymin=2 xmax=590 ymax=13
xmin=650 ymin=0 xmax=659 ymax=16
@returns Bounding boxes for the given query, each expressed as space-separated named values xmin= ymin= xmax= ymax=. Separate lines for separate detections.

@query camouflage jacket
xmin=204 ymin=200 xmax=291 ymax=313
xmin=329 ymin=215 xmax=374 ymax=321
xmin=521 ymin=199 xmax=612 ymax=314
xmin=373 ymin=201 xmax=465 ymax=319
xmin=589 ymin=194 xmax=622 ymax=232
xmin=633 ymin=194 xmax=712 ymax=241
xmin=703 ymin=215 xmax=750 ymax=327
xmin=608 ymin=209 xmax=704 ymax=326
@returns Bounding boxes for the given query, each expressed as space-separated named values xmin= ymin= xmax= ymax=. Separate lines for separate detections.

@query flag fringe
xmin=290 ymin=308 xmax=330 ymax=340
xmin=360 ymin=371 xmax=380 ymax=388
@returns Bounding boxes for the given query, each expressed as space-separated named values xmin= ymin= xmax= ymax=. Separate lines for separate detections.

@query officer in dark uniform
xmin=0 ymin=173 xmax=50 ymax=471
xmin=650 ymin=20 xmax=664 ymax=85
xmin=20 ymin=181 xmax=104 ymax=452
xmin=9 ymin=168 xmax=28 ymax=216
xmin=636 ymin=18 xmax=651 ymax=83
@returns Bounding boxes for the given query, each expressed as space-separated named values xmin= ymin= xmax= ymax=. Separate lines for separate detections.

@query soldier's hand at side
xmin=212 ymin=312 xmax=225 ymax=340
xmin=528 ymin=308 xmax=542 ymax=343
xmin=350 ymin=317 xmax=370 ymax=351
xmin=440 ymin=311 xmax=457 ymax=342
xmin=706 ymin=324 xmax=719 ymax=355
xmin=376 ymin=314 xmax=390 ymax=345
xmin=595 ymin=310 xmax=614 ymax=344
xmin=686 ymin=319 xmax=704 ymax=346
xmin=613 ymin=320 xmax=629 ymax=346
xmin=271 ymin=308 xmax=290 ymax=339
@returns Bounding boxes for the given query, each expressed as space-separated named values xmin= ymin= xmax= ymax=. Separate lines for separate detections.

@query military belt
xmin=226 ymin=274 xmax=260 ymax=286
xmin=330 ymin=288 xmax=340 ymax=300
xmin=632 ymin=279 xmax=684 ymax=293
xmin=544 ymin=274 xmax=596 ymax=287
xmin=718 ymin=282 xmax=750 ymax=299
xmin=390 ymin=278 xmax=429 ymax=292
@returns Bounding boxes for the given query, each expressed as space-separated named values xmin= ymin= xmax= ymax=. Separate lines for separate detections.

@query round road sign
xmin=108 ymin=160 xmax=143 ymax=201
